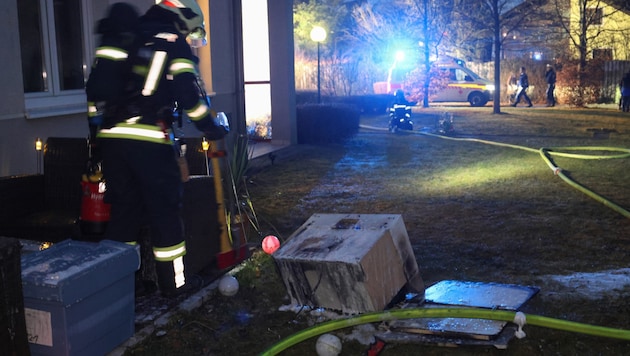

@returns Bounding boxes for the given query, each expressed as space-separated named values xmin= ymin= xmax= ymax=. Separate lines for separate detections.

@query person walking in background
xmin=507 ymin=73 xmax=518 ymax=104
xmin=619 ymin=72 xmax=630 ymax=112
xmin=511 ymin=66 xmax=533 ymax=107
xmin=545 ymin=64 xmax=556 ymax=107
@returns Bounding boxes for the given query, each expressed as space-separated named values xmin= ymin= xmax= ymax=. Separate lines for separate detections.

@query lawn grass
xmin=125 ymin=105 xmax=630 ymax=355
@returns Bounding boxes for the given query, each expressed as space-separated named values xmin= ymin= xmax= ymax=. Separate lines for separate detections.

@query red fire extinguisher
xmin=80 ymin=166 xmax=111 ymax=235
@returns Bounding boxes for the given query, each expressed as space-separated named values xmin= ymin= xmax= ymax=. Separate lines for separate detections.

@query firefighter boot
xmin=155 ymin=256 xmax=186 ymax=297
xmin=155 ymin=256 xmax=199 ymax=298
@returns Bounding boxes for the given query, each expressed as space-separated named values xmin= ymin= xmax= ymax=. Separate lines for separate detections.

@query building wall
xmin=268 ymin=0 xmax=296 ymax=146
xmin=587 ymin=3 xmax=630 ymax=60
xmin=0 ymin=0 xmax=26 ymax=174
xmin=206 ymin=0 xmax=241 ymax=124
xmin=0 ymin=0 xmax=152 ymax=176
xmin=569 ymin=0 xmax=630 ymax=60
xmin=0 ymin=0 xmax=25 ymax=121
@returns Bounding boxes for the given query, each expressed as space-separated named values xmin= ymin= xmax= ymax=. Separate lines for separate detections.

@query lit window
xmin=242 ymin=0 xmax=271 ymax=140
xmin=17 ymin=0 xmax=89 ymax=118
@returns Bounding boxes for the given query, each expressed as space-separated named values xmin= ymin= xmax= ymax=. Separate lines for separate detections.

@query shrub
xmin=297 ymin=91 xmax=392 ymax=114
xmin=328 ymin=94 xmax=392 ymax=114
xmin=556 ymin=58 xmax=604 ymax=106
xmin=296 ymin=103 xmax=360 ymax=144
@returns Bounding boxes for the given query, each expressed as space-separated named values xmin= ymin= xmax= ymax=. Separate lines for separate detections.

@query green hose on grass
xmin=538 ymin=146 xmax=630 ymax=219
xmin=260 ymin=307 xmax=630 ymax=355
xmin=413 ymin=131 xmax=630 ymax=219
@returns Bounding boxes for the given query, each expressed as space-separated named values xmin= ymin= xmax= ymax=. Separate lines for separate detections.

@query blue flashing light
xmin=395 ymin=50 xmax=405 ymax=63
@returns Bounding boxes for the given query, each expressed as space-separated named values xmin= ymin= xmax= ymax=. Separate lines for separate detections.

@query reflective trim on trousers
xmin=173 ymin=256 xmax=185 ymax=288
xmin=153 ymin=241 xmax=186 ymax=262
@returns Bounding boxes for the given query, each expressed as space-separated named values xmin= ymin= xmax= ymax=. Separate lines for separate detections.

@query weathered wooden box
xmin=273 ymin=214 xmax=424 ymax=314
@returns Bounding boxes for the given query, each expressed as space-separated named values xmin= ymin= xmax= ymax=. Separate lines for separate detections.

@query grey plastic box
xmin=21 ymin=239 xmax=139 ymax=356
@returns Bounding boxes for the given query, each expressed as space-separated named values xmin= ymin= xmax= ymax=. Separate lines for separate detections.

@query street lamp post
xmin=310 ymin=26 xmax=327 ymax=104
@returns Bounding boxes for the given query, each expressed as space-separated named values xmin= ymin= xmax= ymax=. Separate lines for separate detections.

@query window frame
xmin=21 ymin=0 xmax=94 ymax=119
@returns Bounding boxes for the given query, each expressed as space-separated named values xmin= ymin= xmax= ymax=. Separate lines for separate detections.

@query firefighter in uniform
xmin=86 ymin=0 xmax=226 ymax=297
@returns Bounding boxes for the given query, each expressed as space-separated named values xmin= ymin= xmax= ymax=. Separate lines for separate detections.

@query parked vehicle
xmin=375 ymin=58 xmax=495 ymax=107
xmin=431 ymin=62 xmax=494 ymax=107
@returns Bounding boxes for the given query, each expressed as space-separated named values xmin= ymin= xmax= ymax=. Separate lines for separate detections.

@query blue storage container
xmin=21 ymin=239 xmax=139 ymax=356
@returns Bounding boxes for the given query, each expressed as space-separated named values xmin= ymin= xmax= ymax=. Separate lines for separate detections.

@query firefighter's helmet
xmin=158 ymin=0 xmax=206 ymax=46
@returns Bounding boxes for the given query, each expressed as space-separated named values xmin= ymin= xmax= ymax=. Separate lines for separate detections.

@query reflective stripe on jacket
xmin=95 ymin=46 xmax=129 ymax=61
xmin=98 ymin=122 xmax=172 ymax=144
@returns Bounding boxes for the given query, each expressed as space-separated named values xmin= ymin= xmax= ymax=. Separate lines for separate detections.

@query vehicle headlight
xmin=486 ymin=84 xmax=495 ymax=92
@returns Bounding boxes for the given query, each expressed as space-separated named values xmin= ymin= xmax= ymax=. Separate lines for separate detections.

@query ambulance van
xmin=431 ymin=61 xmax=495 ymax=107
xmin=379 ymin=59 xmax=495 ymax=107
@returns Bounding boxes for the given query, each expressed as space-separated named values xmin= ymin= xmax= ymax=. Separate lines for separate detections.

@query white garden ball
xmin=218 ymin=275 xmax=239 ymax=296
xmin=315 ymin=333 xmax=342 ymax=356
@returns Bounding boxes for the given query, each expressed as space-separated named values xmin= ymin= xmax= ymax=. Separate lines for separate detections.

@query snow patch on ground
xmin=544 ymin=268 xmax=630 ymax=299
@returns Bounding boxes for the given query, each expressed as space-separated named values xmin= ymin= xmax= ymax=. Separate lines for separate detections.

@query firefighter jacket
xmin=89 ymin=6 xmax=221 ymax=145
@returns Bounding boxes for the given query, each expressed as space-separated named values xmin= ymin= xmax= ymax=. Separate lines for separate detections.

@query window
xmin=586 ymin=7 xmax=603 ymax=26
xmin=242 ymin=0 xmax=271 ymax=139
xmin=18 ymin=0 xmax=90 ymax=118
xmin=593 ymin=48 xmax=613 ymax=60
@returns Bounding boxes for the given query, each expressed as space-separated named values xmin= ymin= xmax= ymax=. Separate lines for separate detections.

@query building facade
xmin=569 ymin=0 xmax=630 ymax=61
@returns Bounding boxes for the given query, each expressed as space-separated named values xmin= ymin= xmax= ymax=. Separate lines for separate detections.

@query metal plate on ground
xmin=378 ymin=280 xmax=538 ymax=346
xmin=385 ymin=305 xmax=508 ymax=341
xmin=425 ymin=280 xmax=539 ymax=310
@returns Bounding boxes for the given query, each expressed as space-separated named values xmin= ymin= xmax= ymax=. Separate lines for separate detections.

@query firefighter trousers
xmin=100 ymin=138 xmax=187 ymax=294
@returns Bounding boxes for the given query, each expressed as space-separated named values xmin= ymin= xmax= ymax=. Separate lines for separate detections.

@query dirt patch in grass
xmin=125 ymin=107 xmax=630 ymax=355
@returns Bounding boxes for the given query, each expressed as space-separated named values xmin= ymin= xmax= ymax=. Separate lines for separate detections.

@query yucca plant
xmin=225 ymin=134 xmax=260 ymax=245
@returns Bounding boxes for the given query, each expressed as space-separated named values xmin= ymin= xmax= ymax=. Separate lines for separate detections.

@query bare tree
xmin=404 ymin=0 xmax=455 ymax=107
xmin=552 ymin=0 xmax=630 ymax=105
xmin=454 ymin=0 xmax=542 ymax=113
xmin=294 ymin=0 xmax=357 ymax=95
